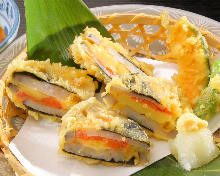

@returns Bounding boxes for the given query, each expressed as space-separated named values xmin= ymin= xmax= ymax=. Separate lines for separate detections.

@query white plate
xmin=0 ymin=4 xmax=220 ymax=176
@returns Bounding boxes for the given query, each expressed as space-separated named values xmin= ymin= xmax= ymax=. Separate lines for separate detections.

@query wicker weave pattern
xmin=100 ymin=14 xmax=170 ymax=62
xmin=98 ymin=14 xmax=220 ymax=63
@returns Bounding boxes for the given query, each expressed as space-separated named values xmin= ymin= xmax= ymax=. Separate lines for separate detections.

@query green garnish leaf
xmin=24 ymin=0 xmax=112 ymax=66
xmin=133 ymin=154 xmax=220 ymax=176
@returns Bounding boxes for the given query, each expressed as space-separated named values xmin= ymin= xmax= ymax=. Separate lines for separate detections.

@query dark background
xmin=15 ymin=0 xmax=219 ymax=38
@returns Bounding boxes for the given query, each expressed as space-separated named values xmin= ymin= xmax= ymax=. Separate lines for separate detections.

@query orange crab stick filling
xmin=85 ymin=42 xmax=129 ymax=77
xmin=129 ymin=94 xmax=172 ymax=114
xmin=74 ymin=130 xmax=128 ymax=150
xmin=16 ymin=91 xmax=64 ymax=109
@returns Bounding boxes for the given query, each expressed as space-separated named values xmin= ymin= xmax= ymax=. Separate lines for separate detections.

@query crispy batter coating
xmin=106 ymin=73 xmax=182 ymax=117
xmin=5 ymin=51 xmax=96 ymax=120
xmin=70 ymin=27 xmax=154 ymax=84
xmin=59 ymin=97 xmax=150 ymax=165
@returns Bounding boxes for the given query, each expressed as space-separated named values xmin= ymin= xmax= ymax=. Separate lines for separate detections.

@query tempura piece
xmin=59 ymin=97 xmax=150 ymax=166
xmin=5 ymin=53 xmax=96 ymax=120
xmin=168 ymin=17 xmax=210 ymax=106
xmin=70 ymin=27 xmax=154 ymax=84
xmin=105 ymin=73 xmax=182 ymax=140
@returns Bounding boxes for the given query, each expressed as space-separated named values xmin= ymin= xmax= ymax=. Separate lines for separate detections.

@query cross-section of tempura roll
xmin=69 ymin=27 xmax=154 ymax=84
xmin=5 ymin=52 xmax=96 ymax=120
xmin=104 ymin=73 xmax=182 ymax=140
xmin=59 ymin=97 xmax=150 ymax=166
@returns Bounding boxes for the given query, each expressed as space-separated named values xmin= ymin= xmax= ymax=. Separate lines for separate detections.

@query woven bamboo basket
xmin=0 ymin=13 xmax=220 ymax=176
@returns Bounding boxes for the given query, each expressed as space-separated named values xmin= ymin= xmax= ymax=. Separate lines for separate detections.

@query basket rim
xmin=91 ymin=4 xmax=220 ymax=27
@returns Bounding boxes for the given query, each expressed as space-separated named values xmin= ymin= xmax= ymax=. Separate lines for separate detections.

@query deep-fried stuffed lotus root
xmin=59 ymin=97 xmax=150 ymax=166
xmin=5 ymin=53 xmax=96 ymax=120
xmin=69 ymin=27 xmax=154 ymax=84
xmin=105 ymin=73 xmax=182 ymax=140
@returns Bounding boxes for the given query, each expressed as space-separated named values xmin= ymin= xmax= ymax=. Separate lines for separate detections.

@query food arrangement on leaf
xmin=0 ymin=0 xmax=220 ymax=175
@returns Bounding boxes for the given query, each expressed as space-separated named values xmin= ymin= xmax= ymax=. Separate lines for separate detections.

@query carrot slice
xmin=0 ymin=27 xmax=6 ymax=43
xmin=16 ymin=91 xmax=63 ymax=109
xmin=75 ymin=130 xmax=128 ymax=150
xmin=129 ymin=95 xmax=172 ymax=114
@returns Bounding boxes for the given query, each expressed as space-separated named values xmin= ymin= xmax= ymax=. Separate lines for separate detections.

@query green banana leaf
xmin=24 ymin=0 xmax=113 ymax=67
xmin=133 ymin=154 xmax=220 ymax=176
